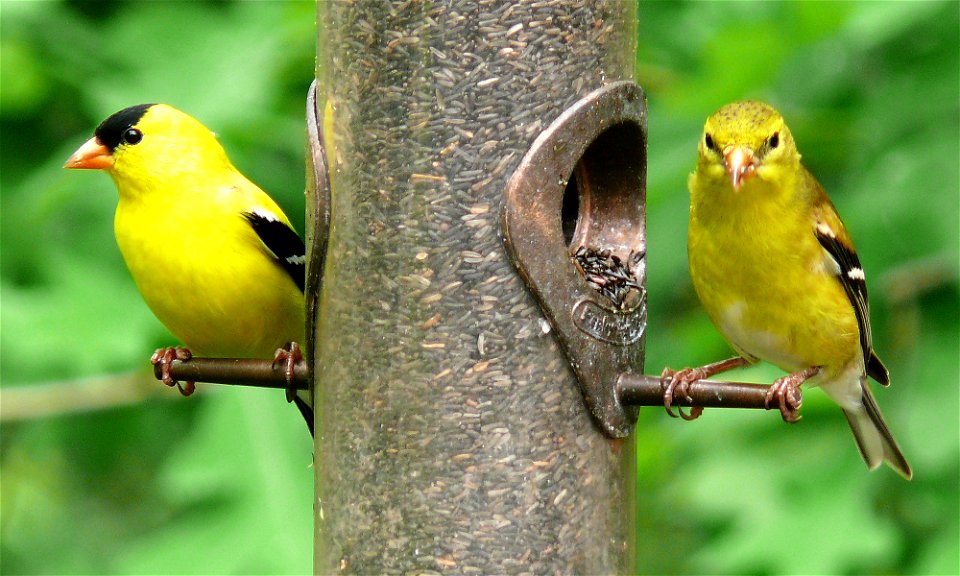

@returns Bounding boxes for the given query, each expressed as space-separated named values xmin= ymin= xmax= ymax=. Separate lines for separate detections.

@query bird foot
xmin=660 ymin=366 xmax=705 ymax=421
xmin=273 ymin=342 xmax=303 ymax=403
xmin=150 ymin=346 xmax=195 ymax=396
xmin=764 ymin=366 xmax=818 ymax=423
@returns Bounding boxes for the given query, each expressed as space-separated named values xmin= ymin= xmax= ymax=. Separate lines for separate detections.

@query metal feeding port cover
xmin=306 ymin=79 xmax=332 ymax=364
xmin=501 ymin=81 xmax=648 ymax=438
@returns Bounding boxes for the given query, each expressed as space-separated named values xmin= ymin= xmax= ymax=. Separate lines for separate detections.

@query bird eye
xmin=704 ymin=133 xmax=716 ymax=151
xmin=768 ymin=131 xmax=779 ymax=149
xmin=122 ymin=128 xmax=143 ymax=145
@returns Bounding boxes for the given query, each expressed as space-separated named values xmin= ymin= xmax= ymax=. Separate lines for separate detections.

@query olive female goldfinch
xmin=65 ymin=103 xmax=312 ymax=435
xmin=663 ymin=101 xmax=911 ymax=479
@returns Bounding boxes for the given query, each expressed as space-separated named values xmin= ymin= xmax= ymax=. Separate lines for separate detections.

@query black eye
xmin=704 ymin=133 xmax=716 ymax=151
xmin=122 ymin=128 xmax=143 ymax=145
xmin=768 ymin=131 xmax=779 ymax=149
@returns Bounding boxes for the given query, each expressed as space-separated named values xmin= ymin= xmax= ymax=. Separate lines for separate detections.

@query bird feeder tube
xmin=310 ymin=1 xmax=639 ymax=573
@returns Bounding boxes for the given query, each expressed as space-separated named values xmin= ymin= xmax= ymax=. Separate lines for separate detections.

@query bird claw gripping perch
xmin=151 ymin=346 xmax=196 ymax=396
xmin=655 ymin=357 xmax=814 ymax=424
xmin=764 ymin=365 xmax=819 ymax=423
xmin=659 ymin=366 xmax=704 ymax=421
xmin=657 ymin=356 xmax=749 ymax=421
xmin=273 ymin=342 xmax=304 ymax=403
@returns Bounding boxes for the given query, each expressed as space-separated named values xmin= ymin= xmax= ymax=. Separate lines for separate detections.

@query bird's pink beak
xmin=724 ymin=146 xmax=757 ymax=191
xmin=64 ymin=137 xmax=114 ymax=170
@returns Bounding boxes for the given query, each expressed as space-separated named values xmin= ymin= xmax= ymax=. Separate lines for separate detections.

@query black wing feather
xmin=815 ymin=224 xmax=889 ymax=385
xmin=243 ymin=211 xmax=306 ymax=293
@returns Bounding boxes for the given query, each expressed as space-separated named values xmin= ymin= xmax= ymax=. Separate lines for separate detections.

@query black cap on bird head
xmin=95 ymin=103 xmax=155 ymax=152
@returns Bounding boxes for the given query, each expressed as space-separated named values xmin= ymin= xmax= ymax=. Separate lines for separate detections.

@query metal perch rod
xmin=616 ymin=373 xmax=792 ymax=410
xmin=154 ymin=358 xmax=786 ymax=412
xmin=152 ymin=358 xmax=310 ymax=390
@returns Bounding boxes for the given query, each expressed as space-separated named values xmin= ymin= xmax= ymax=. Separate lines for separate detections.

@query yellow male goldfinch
xmin=65 ymin=104 xmax=312 ymax=435
xmin=663 ymin=101 xmax=911 ymax=479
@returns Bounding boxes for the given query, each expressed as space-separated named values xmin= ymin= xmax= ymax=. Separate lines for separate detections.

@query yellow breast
xmin=113 ymin=178 xmax=303 ymax=358
xmin=688 ymin=178 xmax=859 ymax=375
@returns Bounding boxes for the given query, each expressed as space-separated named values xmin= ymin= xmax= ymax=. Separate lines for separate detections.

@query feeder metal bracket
xmin=502 ymin=81 xmax=648 ymax=438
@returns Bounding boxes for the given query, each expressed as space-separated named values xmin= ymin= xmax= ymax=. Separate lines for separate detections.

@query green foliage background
xmin=1 ymin=1 xmax=957 ymax=574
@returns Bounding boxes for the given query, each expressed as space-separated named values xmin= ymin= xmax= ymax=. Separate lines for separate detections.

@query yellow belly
xmin=688 ymin=200 xmax=859 ymax=375
xmin=115 ymin=197 xmax=304 ymax=358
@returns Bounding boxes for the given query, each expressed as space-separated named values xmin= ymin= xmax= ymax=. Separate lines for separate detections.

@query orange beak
xmin=724 ymin=146 xmax=757 ymax=191
xmin=64 ymin=137 xmax=114 ymax=170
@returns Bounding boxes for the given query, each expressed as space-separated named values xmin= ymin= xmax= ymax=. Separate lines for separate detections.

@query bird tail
xmin=842 ymin=379 xmax=911 ymax=480
xmin=293 ymin=392 xmax=314 ymax=437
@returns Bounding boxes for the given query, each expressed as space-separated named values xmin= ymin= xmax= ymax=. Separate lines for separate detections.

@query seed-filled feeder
xmin=309 ymin=2 xmax=640 ymax=572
